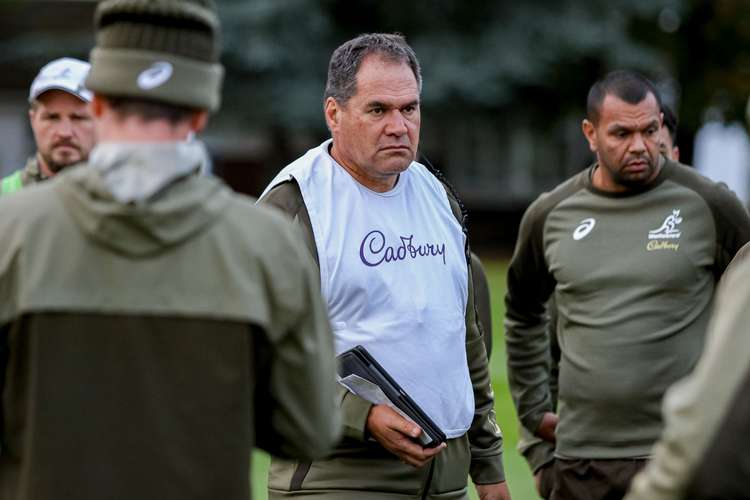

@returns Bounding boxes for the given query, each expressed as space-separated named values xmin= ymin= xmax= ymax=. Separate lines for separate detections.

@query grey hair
xmin=324 ymin=33 xmax=422 ymax=105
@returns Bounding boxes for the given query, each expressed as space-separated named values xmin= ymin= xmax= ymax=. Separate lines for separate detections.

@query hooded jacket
xmin=0 ymin=158 xmax=340 ymax=500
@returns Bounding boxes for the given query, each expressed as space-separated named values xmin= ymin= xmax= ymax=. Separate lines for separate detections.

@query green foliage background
xmin=249 ymin=258 xmax=540 ymax=500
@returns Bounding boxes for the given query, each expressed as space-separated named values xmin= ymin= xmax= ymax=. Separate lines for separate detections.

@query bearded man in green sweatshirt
xmin=0 ymin=1 xmax=339 ymax=499
xmin=516 ymin=100 xmax=684 ymax=499
xmin=505 ymin=70 xmax=750 ymax=500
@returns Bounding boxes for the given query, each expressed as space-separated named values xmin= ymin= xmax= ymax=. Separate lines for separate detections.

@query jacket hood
xmin=56 ymin=161 xmax=231 ymax=258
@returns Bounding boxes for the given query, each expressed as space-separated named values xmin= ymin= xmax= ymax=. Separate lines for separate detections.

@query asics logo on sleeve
xmin=137 ymin=62 xmax=174 ymax=90
xmin=573 ymin=218 xmax=596 ymax=240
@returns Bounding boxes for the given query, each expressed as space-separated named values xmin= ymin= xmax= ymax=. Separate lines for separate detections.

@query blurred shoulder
xmin=0 ymin=180 xmax=66 ymax=231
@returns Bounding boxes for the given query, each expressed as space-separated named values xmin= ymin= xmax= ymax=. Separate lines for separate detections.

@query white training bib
xmin=261 ymin=140 xmax=474 ymax=438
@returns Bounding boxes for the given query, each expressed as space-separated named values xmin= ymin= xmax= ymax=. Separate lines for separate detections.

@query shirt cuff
xmin=520 ymin=440 xmax=556 ymax=473
xmin=470 ymin=454 xmax=506 ymax=484
xmin=340 ymin=390 xmax=373 ymax=441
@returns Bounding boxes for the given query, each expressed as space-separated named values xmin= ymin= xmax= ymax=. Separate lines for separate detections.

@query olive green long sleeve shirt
xmin=505 ymin=160 xmax=750 ymax=459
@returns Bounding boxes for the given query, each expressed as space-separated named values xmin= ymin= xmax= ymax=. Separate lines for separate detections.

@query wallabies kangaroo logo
xmin=648 ymin=209 xmax=683 ymax=240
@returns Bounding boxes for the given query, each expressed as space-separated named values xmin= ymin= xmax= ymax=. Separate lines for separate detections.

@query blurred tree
xmin=217 ymin=0 xmax=679 ymax=132
xmin=220 ymin=0 xmax=333 ymax=131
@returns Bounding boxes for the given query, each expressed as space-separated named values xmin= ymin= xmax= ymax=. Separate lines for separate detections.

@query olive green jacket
xmin=470 ymin=252 xmax=493 ymax=358
xmin=0 ymin=165 xmax=340 ymax=500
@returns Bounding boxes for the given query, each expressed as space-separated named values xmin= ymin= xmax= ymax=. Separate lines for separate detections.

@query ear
xmin=324 ymin=97 xmax=341 ymax=132
xmin=582 ymin=119 xmax=597 ymax=153
xmin=189 ymin=110 xmax=209 ymax=133
xmin=672 ymin=146 xmax=680 ymax=162
xmin=91 ymin=94 xmax=106 ymax=118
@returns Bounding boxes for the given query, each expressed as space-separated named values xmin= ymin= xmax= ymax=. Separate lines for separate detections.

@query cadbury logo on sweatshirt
xmin=359 ymin=230 xmax=447 ymax=267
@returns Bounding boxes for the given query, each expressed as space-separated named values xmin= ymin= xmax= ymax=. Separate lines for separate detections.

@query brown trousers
xmin=538 ymin=458 xmax=647 ymax=500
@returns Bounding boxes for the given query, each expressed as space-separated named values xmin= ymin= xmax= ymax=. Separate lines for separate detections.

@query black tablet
xmin=337 ymin=345 xmax=447 ymax=448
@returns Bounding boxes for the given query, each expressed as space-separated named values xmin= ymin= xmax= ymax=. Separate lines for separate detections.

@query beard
xmin=40 ymin=141 xmax=85 ymax=173
xmin=603 ymin=154 xmax=661 ymax=190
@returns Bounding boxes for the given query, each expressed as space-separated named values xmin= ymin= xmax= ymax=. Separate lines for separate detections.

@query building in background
xmin=694 ymin=118 xmax=750 ymax=208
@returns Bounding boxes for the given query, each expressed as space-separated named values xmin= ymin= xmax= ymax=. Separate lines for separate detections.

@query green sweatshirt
xmin=0 ymin=164 xmax=340 ymax=500
xmin=505 ymin=159 xmax=750 ymax=460
xmin=625 ymin=241 xmax=750 ymax=500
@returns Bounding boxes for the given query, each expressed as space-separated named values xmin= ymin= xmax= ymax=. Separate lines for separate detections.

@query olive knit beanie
xmin=85 ymin=0 xmax=224 ymax=111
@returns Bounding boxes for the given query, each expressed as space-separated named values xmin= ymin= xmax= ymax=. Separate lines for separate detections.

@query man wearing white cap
xmin=0 ymin=57 xmax=95 ymax=194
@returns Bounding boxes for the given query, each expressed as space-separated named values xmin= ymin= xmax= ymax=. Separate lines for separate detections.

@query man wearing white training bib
xmin=260 ymin=33 xmax=510 ymax=500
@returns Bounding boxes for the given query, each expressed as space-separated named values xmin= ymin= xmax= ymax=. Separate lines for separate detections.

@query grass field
xmin=250 ymin=257 xmax=539 ymax=499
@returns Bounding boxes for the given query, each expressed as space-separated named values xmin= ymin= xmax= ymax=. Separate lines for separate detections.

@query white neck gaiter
xmin=89 ymin=141 xmax=208 ymax=203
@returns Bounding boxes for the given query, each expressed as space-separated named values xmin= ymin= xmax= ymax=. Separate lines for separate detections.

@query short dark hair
xmin=586 ymin=70 xmax=662 ymax=123
xmin=324 ymin=33 xmax=422 ymax=105
xmin=103 ymin=96 xmax=198 ymax=124
xmin=661 ymin=103 xmax=678 ymax=143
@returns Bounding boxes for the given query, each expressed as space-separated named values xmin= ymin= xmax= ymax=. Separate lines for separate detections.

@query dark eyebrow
xmin=607 ymin=119 xmax=660 ymax=134
xmin=366 ymin=101 xmax=388 ymax=109
xmin=366 ymin=99 xmax=420 ymax=109
xmin=607 ymin=124 xmax=631 ymax=134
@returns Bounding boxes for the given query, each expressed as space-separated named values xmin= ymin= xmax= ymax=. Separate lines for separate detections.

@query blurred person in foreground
xmin=259 ymin=33 xmax=510 ymax=500
xmin=1 ymin=57 xmax=95 ymax=195
xmin=518 ymin=100 xmax=683 ymax=499
xmin=0 ymin=1 xmax=339 ymax=499
xmin=622 ymin=243 xmax=750 ymax=498
xmin=505 ymin=70 xmax=750 ymax=500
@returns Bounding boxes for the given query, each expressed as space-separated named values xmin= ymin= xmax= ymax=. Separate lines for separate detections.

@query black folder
xmin=337 ymin=345 xmax=447 ymax=448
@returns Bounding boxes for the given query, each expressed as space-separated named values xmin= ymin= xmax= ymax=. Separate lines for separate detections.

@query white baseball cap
xmin=28 ymin=57 xmax=93 ymax=103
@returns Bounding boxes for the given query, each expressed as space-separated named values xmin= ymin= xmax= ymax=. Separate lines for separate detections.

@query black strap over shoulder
xmin=419 ymin=153 xmax=470 ymax=264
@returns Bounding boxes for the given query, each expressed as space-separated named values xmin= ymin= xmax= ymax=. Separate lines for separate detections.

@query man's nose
xmin=384 ymin=110 xmax=408 ymax=136
xmin=54 ymin=118 xmax=74 ymax=137
xmin=630 ymin=132 xmax=647 ymax=153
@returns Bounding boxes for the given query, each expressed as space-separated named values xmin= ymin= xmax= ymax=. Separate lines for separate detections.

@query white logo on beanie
xmin=137 ymin=61 xmax=174 ymax=90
